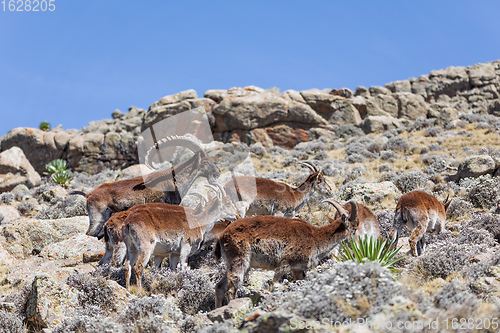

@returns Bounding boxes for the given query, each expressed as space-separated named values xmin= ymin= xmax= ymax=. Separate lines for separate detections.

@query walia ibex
xmin=101 ymin=191 xmax=217 ymax=267
xmin=124 ymin=185 xmax=239 ymax=289
xmin=223 ymin=161 xmax=333 ymax=218
xmin=214 ymin=200 xmax=358 ymax=307
xmin=334 ymin=202 xmax=380 ymax=240
xmin=71 ymin=135 xmax=220 ymax=239
xmin=392 ymin=190 xmax=451 ymax=256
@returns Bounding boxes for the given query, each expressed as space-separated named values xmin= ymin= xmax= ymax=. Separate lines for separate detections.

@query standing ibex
xmin=101 ymin=192 xmax=214 ymax=267
xmin=72 ymin=135 xmax=220 ymax=238
xmin=214 ymin=200 xmax=358 ymax=307
xmin=124 ymin=185 xmax=239 ymax=289
xmin=223 ymin=161 xmax=333 ymax=218
xmin=391 ymin=190 xmax=451 ymax=256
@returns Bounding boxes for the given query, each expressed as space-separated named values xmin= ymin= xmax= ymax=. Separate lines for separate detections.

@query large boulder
xmin=0 ymin=216 xmax=89 ymax=259
xmin=26 ymin=274 xmax=80 ymax=329
xmin=447 ymin=155 xmax=498 ymax=182
xmin=0 ymin=205 xmax=21 ymax=222
xmin=359 ymin=116 xmax=403 ymax=134
xmin=67 ymin=132 xmax=137 ymax=174
xmin=0 ymin=146 xmax=41 ymax=192
xmin=394 ymin=92 xmax=430 ymax=120
xmin=0 ymin=128 xmax=72 ymax=174
xmin=212 ymin=88 xmax=326 ymax=132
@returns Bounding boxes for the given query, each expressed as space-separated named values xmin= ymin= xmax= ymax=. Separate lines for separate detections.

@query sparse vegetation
xmin=39 ymin=121 xmax=51 ymax=131
xmin=335 ymin=236 xmax=405 ymax=274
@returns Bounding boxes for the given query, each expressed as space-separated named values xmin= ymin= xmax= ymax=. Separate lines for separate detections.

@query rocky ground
xmin=0 ymin=61 xmax=499 ymax=332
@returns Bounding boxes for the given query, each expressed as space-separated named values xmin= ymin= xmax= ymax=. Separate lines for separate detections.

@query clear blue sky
xmin=1 ymin=1 xmax=499 ymax=136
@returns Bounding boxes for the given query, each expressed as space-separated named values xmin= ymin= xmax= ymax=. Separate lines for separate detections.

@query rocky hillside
xmin=0 ymin=61 xmax=499 ymax=332
xmin=1 ymin=61 xmax=500 ymax=176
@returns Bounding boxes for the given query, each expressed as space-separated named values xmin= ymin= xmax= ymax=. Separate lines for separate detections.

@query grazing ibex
xmin=72 ymin=135 xmax=220 ymax=238
xmin=214 ymin=200 xmax=358 ymax=307
xmin=101 ymin=192 xmax=214 ymax=267
xmin=334 ymin=202 xmax=380 ymax=240
xmin=391 ymin=190 xmax=451 ymax=256
xmin=223 ymin=161 xmax=333 ymax=218
xmin=124 ymin=185 xmax=239 ymax=289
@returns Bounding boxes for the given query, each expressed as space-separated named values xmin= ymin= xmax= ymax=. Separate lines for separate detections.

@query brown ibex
xmin=72 ymin=135 xmax=220 ymax=238
xmin=214 ymin=200 xmax=358 ymax=307
xmin=391 ymin=190 xmax=451 ymax=256
xmin=223 ymin=161 xmax=333 ymax=218
xmin=101 ymin=191 xmax=216 ymax=267
xmin=124 ymin=185 xmax=239 ymax=289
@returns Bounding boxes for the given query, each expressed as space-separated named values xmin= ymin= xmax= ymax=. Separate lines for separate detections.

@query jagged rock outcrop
xmin=1 ymin=60 xmax=499 ymax=174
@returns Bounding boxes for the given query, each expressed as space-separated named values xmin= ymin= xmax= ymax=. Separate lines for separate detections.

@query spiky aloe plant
xmin=50 ymin=171 xmax=72 ymax=186
xmin=334 ymin=235 xmax=405 ymax=275
xmin=45 ymin=159 xmax=69 ymax=176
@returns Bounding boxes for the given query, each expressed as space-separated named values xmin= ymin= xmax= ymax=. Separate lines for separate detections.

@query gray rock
xmin=369 ymin=86 xmax=391 ymax=96
xmin=26 ymin=274 xmax=80 ymax=329
xmin=360 ymin=116 xmax=403 ymax=134
xmin=394 ymin=92 xmax=430 ymax=120
xmin=0 ymin=147 xmax=41 ymax=192
xmin=207 ymin=297 xmax=253 ymax=322
xmin=299 ymin=89 xmax=343 ymax=115
xmin=1 ymin=216 xmax=89 ymax=259
xmin=0 ymin=205 xmax=20 ymax=222
xmin=448 ymin=155 xmax=498 ymax=181
xmin=0 ymin=128 xmax=72 ymax=174
xmin=467 ymin=62 xmax=497 ymax=87
xmin=354 ymin=86 xmax=370 ymax=97
xmin=212 ymin=90 xmax=326 ymax=132
xmin=385 ymin=80 xmax=412 ymax=93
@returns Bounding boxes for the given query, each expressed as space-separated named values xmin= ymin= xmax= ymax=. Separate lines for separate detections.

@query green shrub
xmin=50 ymin=171 xmax=72 ymax=185
xmin=45 ymin=159 xmax=69 ymax=175
xmin=334 ymin=236 xmax=405 ymax=275
xmin=39 ymin=121 xmax=51 ymax=131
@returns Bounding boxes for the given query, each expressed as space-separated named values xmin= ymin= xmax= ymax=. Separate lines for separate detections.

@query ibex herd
xmin=72 ymin=135 xmax=452 ymax=307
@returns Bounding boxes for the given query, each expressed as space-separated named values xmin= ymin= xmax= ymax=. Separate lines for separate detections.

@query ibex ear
xmin=444 ymin=198 xmax=452 ymax=212
xmin=346 ymin=200 xmax=358 ymax=222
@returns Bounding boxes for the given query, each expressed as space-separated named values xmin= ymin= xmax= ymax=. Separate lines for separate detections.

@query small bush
xmin=466 ymin=175 xmax=500 ymax=209
xmin=53 ymin=316 xmax=122 ymax=333
xmin=0 ymin=192 xmax=14 ymax=205
xmin=119 ymin=295 xmax=184 ymax=333
xmin=412 ymin=242 xmax=483 ymax=280
xmin=380 ymin=150 xmax=398 ymax=161
xmin=147 ymin=267 xmax=218 ymax=315
xmin=17 ymin=201 xmax=34 ymax=216
xmin=446 ymin=198 xmax=473 ymax=219
xmin=0 ymin=310 xmax=24 ymax=333
xmin=345 ymin=153 xmax=366 ymax=164
xmin=424 ymin=126 xmax=443 ymax=137
xmin=67 ymin=272 xmax=117 ymax=317
xmin=39 ymin=121 xmax=51 ymax=131
xmin=36 ymin=194 xmax=87 ymax=219
xmin=383 ymin=136 xmax=410 ymax=152
xmin=464 ymin=214 xmax=500 ymax=243
xmin=393 ymin=171 xmax=429 ymax=194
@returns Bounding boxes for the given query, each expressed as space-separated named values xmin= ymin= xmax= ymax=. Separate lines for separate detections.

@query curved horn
xmin=144 ymin=135 xmax=207 ymax=169
xmin=322 ymin=199 xmax=350 ymax=219
xmin=346 ymin=200 xmax=358 ymax=222
xmin=298 ymin=161 xmax=318 ymax=173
